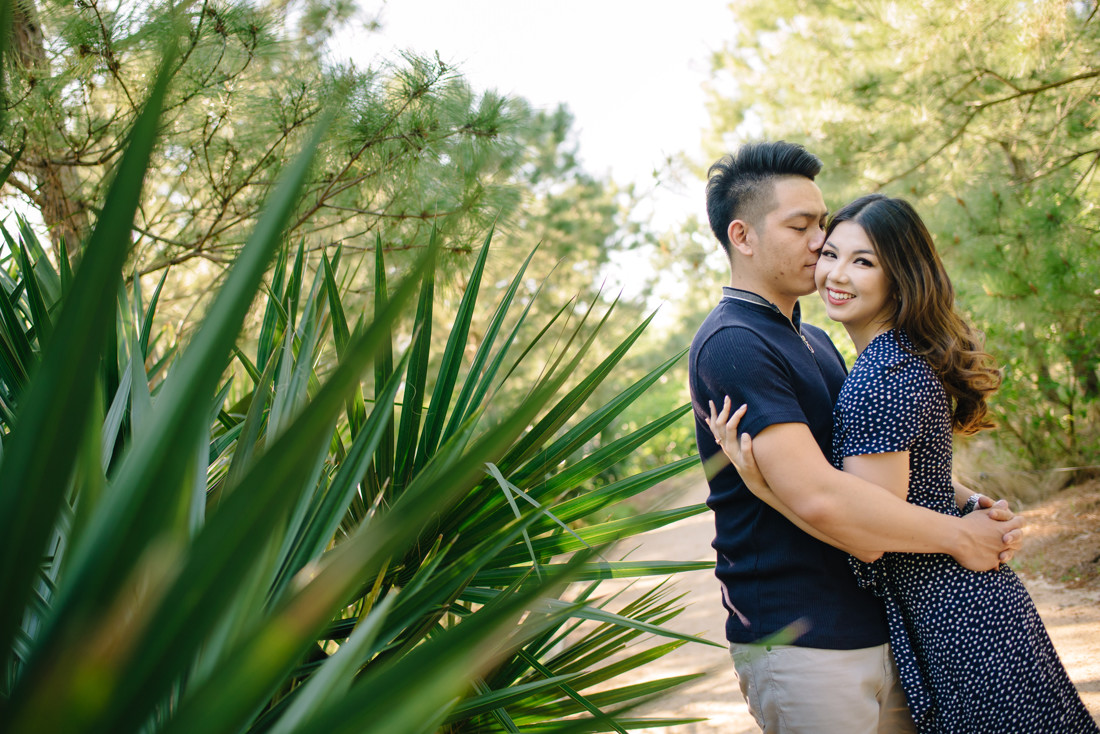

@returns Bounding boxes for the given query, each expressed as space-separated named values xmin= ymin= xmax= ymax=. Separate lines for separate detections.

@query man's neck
xmin=728 ymin=275 xmax=798 ymax=320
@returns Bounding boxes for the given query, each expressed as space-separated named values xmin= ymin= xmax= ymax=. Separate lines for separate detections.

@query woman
xmin=707 ymin=194 xmax=1098 ymax=733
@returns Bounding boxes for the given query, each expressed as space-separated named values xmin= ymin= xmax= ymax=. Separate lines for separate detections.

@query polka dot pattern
xmin=835 ymin=330 xmax=1098 ymax=733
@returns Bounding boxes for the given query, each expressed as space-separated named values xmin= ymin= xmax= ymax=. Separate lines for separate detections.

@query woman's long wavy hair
xmin=826 ymin=194 xmax=1002 ymax=434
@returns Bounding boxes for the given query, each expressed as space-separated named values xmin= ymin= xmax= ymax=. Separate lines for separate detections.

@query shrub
xmin=0 ymin=42 xmax=714 ymax=734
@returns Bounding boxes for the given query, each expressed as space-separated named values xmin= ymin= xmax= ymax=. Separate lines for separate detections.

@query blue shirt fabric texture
xmin=688 ymin=287 xmax=888 ymax=649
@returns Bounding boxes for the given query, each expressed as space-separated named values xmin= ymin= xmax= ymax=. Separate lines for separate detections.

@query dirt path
xmin=603 ymin=477 xmax=1100 ymax=733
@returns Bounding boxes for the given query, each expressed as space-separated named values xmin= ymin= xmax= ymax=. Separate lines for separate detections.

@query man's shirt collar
xmin=722 ymin=286 xmax=803 ymax=329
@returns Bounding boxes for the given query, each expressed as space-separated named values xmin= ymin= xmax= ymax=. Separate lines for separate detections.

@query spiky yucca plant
xmin=0 ymin=32 xmax=718 ymax=734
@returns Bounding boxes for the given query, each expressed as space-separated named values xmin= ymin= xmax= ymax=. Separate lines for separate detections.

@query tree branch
xmin=872 ymin=108 xmax=980 ymax=188
xmin=969 ymin=69 xmax=1100 ymax=110
xmin=2 ymin=175 xmax=45 ymax=209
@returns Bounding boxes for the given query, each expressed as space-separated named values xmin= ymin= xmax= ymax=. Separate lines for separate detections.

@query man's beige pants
xmin=729 ymin=642 xmax=917 ymax=733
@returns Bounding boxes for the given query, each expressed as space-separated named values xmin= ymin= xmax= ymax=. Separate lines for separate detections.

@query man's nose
xmin=809 ymin=230 xmax=825 ymax=252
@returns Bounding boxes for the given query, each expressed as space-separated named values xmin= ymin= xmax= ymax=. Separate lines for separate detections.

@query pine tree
xmin=702 ymin=0 xmax=1100 ymax=467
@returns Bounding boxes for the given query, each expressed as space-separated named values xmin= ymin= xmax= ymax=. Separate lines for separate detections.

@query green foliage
xmin=0 ymin=2 xmax=663 ymax=468
xmin=703 ymin=0 xmax=1100 ymax=470
xmin=0 ymin=0 xmax=684 ymax=475
xmin=934 ymin=178 xmax=1099 ymax=467
xmin=0 ymin=39 xmax=712 ymax=734
xmin=1 ymin=1 xmax=628 ymax=299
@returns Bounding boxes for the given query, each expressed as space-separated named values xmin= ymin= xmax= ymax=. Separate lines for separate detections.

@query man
xmin=687 ymin=141 xmax=1022 ymax=733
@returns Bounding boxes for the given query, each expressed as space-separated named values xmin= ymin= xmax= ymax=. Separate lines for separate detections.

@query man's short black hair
xmin=706 ymin=141 xmax=823 ymax=254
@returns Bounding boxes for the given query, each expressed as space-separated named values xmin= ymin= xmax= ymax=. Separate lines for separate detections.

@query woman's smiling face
xmin=815 ymin=220 xmax=895 ymax=348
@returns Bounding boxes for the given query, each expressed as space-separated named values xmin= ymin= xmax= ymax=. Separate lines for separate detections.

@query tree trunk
xmin=10 ymin=0 xmax=90 ymax=265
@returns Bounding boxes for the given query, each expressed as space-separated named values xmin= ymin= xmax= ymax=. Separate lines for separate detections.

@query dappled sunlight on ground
xmin=583 ymin=481 xmax=758 ymax=733
xmin=1018 ymin=574 xmax=1100 ymax=725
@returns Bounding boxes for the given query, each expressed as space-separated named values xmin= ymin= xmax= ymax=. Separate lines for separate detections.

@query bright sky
xmin=335 ymin=1 xmax=737 ymax=230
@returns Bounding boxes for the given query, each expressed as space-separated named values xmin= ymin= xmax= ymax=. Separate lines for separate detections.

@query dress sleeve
xmin=833 ymin=356 xmax=923 ymax=460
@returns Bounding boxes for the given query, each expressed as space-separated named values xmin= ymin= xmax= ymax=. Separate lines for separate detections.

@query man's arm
xmin=744 ymin=483 xmax=884 ymax=561
xmin=753 ymin=422 xmax=1021 ymax=571
xmin=707 ymin=401 xmax=882 ymax=560
xmin=711 ymin=447 xmax=879 ymax=558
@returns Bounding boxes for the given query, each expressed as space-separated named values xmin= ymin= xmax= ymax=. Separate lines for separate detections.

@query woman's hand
xmin=706 ymin=397 xmax=773 ymax=500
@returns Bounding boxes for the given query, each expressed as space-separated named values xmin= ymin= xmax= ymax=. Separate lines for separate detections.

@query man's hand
xmin=975 ymin=496 xmax=1024 ymax=562
xmin=952 ymin=508 xmax=1024 ymax=571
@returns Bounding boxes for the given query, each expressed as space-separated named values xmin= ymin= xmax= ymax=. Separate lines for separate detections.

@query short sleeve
xmin=693 ymin=327 xmax=809 ymax=438
xmin=834 ymin=357 xmax=922 ymax=459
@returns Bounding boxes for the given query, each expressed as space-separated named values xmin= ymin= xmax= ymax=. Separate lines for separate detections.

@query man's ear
xmin=727 ymin=219 xmax=754 ymax=256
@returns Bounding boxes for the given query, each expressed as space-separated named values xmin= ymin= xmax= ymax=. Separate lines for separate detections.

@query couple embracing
xmin=688 ymin=141 xmax=1097 ymax=733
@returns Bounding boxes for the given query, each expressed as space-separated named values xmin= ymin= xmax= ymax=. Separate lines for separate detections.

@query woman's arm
xmin=841 ymin=452 xmax=909 ymax=502
xmin=952 ymin=478 xmax=997 ymax=513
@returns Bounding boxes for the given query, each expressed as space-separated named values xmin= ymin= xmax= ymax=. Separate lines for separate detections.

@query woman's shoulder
xmin=840 ymin=332 xmax=944 ymax=417
xmin=852 ymin=330 xmax=935 ymax=385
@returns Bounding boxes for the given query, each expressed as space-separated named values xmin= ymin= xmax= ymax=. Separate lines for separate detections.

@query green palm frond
xmin=0 ymin=39 xmax=713 ymax=734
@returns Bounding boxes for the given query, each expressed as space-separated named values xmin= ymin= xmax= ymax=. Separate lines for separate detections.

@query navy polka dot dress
xmin=835 ymin=330 xmax=1098 ymax=734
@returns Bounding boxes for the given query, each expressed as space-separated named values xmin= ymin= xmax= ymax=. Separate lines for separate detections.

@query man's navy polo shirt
xmin=688 ymin=287 xmax=888 ymax=649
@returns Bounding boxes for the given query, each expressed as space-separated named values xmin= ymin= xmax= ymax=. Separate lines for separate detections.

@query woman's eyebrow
xmin=821 ymin=241 xmax=876 ymax=256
